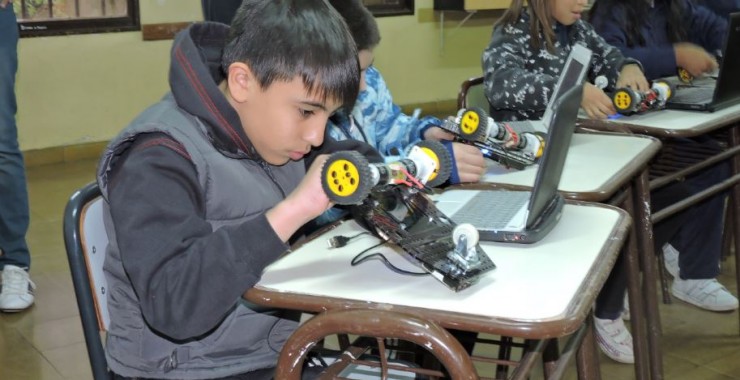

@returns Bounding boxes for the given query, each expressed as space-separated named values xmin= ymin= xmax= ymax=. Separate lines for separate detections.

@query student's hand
xmin=616 ymin=64 xmax=649 ymax=92
xmin=452 ymin=142 xmax=486 ymax=183
xmin=423 ymin=126 xmax=455 ymax=141
xmin=0 ymin=0 xmax=11 ymax=8
xmin=674 ymin=42 xmax=719 ymax=77
xmin=267 ymin=155 xmax=332 ymax=242
xmin=581 ymin=82 xmax=616 ymax=120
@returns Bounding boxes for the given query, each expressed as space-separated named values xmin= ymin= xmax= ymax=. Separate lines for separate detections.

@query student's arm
xmin=482 ymin=26 xmax=558 ymax=115
xmin=107 ymin=135 xmax=316 ymax=341
xmin=360 ymin=67 xmax=439 ymax=155
xmin=578 ymin=20 xmax=645 ymax=89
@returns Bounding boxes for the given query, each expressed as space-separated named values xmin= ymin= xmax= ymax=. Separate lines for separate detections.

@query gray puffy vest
xmin=97 ymin=94 xmax=304 ymax=379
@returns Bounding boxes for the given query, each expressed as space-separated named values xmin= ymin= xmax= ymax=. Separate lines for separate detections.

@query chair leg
xmin=495 ymin=336 xmax=513 ymax=379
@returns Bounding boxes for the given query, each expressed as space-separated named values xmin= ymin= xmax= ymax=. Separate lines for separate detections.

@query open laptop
xmin=665 ymin=12 xmax=740 ymax=112
xmin=434 ymin=84 xmax=582 ymax=244
xmin=507 ymin=43 xmax=591 ymax=133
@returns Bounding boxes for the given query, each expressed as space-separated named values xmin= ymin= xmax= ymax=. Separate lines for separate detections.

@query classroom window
xmin=12 ymin=0 xmax=139 ymax=37
xmin=362 ymin=0 xmax=414 ymax=17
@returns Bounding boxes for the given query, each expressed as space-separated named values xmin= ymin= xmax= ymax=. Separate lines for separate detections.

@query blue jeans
xmin=0 ymin=6 xmax=30 ymax=270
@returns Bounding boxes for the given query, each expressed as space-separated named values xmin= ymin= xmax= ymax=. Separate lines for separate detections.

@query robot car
xmin=321 ymin=140 xmax=496 ymax=291
xmin=612 ymin=81 xmax=673 ymax=115
xmin=439 ymin=107 xmax=545 ymax=170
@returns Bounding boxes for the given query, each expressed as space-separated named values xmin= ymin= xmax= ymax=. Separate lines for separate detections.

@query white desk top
xmin=254 ymin=203 xmax=625 ymax=325
xmin=579 ymin=102 xmax=740 ymax=137
xmin=482 ymin=133 xmax=658 ymax=197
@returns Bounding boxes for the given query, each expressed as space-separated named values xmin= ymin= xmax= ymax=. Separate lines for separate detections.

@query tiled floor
xmin=1 ymin=158 xmax=739 ymax=379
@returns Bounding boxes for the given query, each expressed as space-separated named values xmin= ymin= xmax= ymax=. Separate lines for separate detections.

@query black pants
xmin=595 ymin=136 xmax=729 ymax=319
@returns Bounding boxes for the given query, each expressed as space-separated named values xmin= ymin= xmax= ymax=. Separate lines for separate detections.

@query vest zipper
xmin=258 ymin=160 xmax=287 ymax=198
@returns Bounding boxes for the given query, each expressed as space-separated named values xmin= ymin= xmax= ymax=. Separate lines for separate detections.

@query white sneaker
xmin=672 ymin=278 xmax=739 ymax=312
xmin=662 ymin=243 xmax=680 ymax=278
xmin=594 ymin=316 xmax=634 ymax=364
xmin=0 ymin=265 xmax=36 ymax=312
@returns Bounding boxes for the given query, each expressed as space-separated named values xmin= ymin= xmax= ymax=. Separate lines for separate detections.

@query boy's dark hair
xmin=496 ymin=0 xmax=557 ymax=52
xmin=327 ymin=0 xmax=381 ymax=51
xmin=589 ymin=0 xmax=687 ymax=47
xmin=222 ymin=0 xmax=360 ymax=109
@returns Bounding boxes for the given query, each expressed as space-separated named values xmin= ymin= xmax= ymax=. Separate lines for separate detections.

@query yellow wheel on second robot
xmin=460 ymin=109 xmax=481 ymax=135
xmin=677 ymin=67 xmax=693 ymax=84
xmin=321 ymin=151 xmax=374 ymax=205
xmin=613 ymin=88 xmax=636 ymax=114
xmin=458 ymin=107 xmax=489 ymax=142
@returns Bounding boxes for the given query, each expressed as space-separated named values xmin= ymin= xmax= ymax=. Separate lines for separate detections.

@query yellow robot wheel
xmin=322 ymin=151 xmax=373 ymax=205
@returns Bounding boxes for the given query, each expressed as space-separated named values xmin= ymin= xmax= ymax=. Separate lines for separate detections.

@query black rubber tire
xmin=457 ymin=107 xmax=489 ymax=142
xmin=321 ymin=151 xmax=374 ymax=205
xmin=410 ymin=140 xmax=452 ymax=187
xmin=612 ymin=87 xmax=637 ymax=115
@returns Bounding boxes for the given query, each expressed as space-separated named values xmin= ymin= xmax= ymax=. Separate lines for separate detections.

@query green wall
xmin=15 ymin=0 xmax=497 ymax=151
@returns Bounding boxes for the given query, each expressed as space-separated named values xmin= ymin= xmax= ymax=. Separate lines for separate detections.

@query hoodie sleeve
xmin=482 ymin=23 xmax=559 ymax=119
xmin=357 ymin=67 xmax=441 ymax=155
xmin=107 ymin=134 xmax=289 ymax=341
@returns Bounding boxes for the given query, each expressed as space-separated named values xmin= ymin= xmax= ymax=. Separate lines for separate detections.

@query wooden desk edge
xmin=577 ymin=116 xmax=739 ymax=138
xmin=476 ymin=132 xmax=661 ymax=202
xmin=245 ymin=203 xmax=631 ymax=340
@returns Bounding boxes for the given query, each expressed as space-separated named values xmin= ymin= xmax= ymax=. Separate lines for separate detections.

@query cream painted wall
xmin=16 ymin=0 xmax=203 ymax=150
xmin=373 ymin=0 xmax=498 ymax=105
xmin=15 ymin=0 xmax=499 ymax=151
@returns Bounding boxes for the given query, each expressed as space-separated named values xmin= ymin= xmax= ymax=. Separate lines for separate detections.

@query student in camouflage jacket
xmin=482 ymin=0 xmax=648 ymax=122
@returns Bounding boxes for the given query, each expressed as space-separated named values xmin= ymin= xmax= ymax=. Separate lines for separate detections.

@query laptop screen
xmin=542 ymin=44 xmax=591 ymax=126
xmin=714 ymin=12 xmax=740 ymax=106
xmin=525 ymin=85 xmax=583 ymax=228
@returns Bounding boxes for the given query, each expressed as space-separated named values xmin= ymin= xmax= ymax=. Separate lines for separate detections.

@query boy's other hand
xmin=1 ymin=0 xmax=11 ymax=8
xmin=582 ymin=82 xmax=615 ymax=120
xmin=268 ymin=155 xmax=332 ymax=242
xmin=423 ymin=126 xmax=455 ymax=141
xmin=674 ymin=42 xmax=719 ymax=77
xmin=617 ymin=64 xmax=649 ymax=92
xmin=452 ymin=142 xmax=486 ymax=183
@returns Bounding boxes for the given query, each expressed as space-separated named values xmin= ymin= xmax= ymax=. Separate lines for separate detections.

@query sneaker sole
xmin=595 ymin=334 xmax=635 ymax=364
xmin=672 ymin=288 xmax=739 ymax=312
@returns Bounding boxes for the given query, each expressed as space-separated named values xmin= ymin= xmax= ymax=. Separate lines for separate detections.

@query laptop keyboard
xmin=671 ymin=86 xmax=714 ymax=103
xmin=451 ymin=191 xmax=530 ymax=230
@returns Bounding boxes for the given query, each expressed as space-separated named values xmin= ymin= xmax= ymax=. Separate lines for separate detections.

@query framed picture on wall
xmin=362 ymin=0 xmax=414 ymax=17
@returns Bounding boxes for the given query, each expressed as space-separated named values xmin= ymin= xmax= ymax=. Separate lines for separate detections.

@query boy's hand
xmin=582 ymin=82 xmax=616 ymax=120
xmin=267 ymin=155 xmax=332 ymax=242
xmin=616 ymin=64 xmax=649 ymax=92
xmin=1 ymin=0 xmax=11 ymax=8
xmin=423 ymin=126 xmax=455 ymax=141
xmin=452 ymin=142 xmax=486 ymax=183
xmin=674 ymin=42 xmax=718 ymax=77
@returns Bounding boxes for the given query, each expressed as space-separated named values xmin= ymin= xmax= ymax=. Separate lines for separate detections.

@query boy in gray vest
xmin=96 ymin=0 xmax=376 ymax=378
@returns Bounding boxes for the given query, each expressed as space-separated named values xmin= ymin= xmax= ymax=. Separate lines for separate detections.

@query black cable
xmin=350 ymin=242 xmax=430 ymax=276
xmin=327 ymin=231 xmax=370 ymax=248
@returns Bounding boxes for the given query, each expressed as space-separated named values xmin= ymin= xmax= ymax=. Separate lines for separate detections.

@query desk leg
xmin=634 ymin=170 xmax=664 ymax=380
xmin=542 ymin=339 xmax=559 ymax=378
xmin=729 ymin=125 xmax=740 ymax=335
xmin=621 ymin=188 xmax=650 ymax=380
xmin=576 ymin=314 xmax=601 ymax=380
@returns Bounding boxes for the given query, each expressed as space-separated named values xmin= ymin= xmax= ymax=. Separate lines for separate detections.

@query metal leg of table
xmin=729 ymin=125 xmax=740 ymax=335
xmin=621 ymin=187 xmax=651 ymax=380
xmin=633 ymin=170 xmax=664 ymax=380
xmin=576 ymin=314 xmax=602 ymax=380
xmin=542 ymin=339 xmax=559 ymax=378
